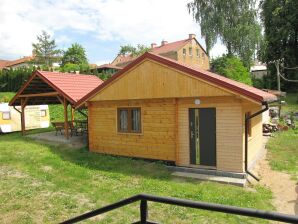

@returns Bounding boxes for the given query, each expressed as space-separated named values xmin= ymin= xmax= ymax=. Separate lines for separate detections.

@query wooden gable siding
xmin=90 ymin=59 xmax=231 ymax=102
xmin=177 ymin=97 xmax=244 ymax=172
xmin=88 ymin=99 xmax=176 ymax=161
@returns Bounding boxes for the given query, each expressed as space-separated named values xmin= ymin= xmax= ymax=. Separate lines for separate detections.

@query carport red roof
xmin=75 ymin=52 xmax=277 ymax=108
xmin=10 ymin=70 xmax=103 ymax=106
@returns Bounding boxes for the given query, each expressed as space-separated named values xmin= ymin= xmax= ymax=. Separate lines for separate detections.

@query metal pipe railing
xmin=60 ymin=193 xmax=298 ymax=224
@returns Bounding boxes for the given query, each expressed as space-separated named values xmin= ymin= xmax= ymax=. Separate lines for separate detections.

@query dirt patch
xmin=253 ymin=152 xmax=298 ymax=216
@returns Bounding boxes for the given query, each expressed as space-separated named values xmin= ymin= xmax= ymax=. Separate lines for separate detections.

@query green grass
xmin=267 ymin=129 xmax=298 ymax=180
xmin=0 ymin=131 xmax=274 ymax=223
xmin=0 ymin=92 xmax=15 ymax=102
xmin=282 ymin=93 xmax=298 ymax=114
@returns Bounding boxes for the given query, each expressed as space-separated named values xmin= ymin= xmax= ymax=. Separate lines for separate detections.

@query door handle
xmin=190 ymin=131 xmax=194 ymax=139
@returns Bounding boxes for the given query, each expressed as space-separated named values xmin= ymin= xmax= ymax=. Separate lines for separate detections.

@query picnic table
xmin=51 ymin=120 xmax=88 ymax=137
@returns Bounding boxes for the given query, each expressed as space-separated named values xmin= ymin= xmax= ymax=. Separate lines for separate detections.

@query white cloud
xmin=0 ymin=0 xmax=225 ymax=60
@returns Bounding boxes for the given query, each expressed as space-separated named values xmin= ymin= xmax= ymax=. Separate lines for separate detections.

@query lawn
xmin=0 ymin=92 xmax=15 ymax=102
xmin=267 ymin=129 xmax=298 ymax=180
xmin=281 ymin=93 xmax=298 ymax=114
xmin=0 ymin=131 xmax=274 ymax=224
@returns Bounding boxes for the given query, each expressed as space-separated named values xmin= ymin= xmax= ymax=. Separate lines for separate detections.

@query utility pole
xmin=275 ymin=61 xmax=281 ymax=92
xmin=274 ymin=60 xmax=281 ymax=117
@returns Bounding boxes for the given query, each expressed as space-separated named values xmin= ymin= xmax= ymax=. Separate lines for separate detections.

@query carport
xmin=9 ymin=70 xmax=103 ymax=138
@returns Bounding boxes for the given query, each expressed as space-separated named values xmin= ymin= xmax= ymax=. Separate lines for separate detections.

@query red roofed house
xmin=111 ymin=34 xmax=210 ymax=70
xmin=0 ymin=56 xmax=34 ymax=70
xmin=76 ymin=52 xmax=276 ymax=178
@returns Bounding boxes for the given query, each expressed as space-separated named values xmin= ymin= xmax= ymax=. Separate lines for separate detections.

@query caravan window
xmin=2 ymin=112 xmax=11 ymax=120
xmin=41 ymin=110 xmax=47 ymax=117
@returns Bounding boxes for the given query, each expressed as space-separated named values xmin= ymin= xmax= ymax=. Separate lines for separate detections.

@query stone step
xmin=168 ymin=166 xmax=247 ymax=179
xmin=172 ymin=172 xmax=247 ymax=187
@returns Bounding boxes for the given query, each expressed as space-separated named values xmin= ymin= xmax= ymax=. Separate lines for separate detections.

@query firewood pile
xmin=263 ymin=123 xmax=279 ymax=134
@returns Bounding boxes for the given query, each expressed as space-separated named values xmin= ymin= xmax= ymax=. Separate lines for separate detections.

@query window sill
xmin=117 ymin=132 xmax=143 ymax=136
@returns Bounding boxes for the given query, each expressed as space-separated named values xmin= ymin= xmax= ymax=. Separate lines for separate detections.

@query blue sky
xmin=0 ymin=0 xmax=226 ymax=64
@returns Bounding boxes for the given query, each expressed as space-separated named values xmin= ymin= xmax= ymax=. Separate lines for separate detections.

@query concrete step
xmin=168 ymin=166 xmax=247 ymax=179
xmin=172 ymin=172 xmax=247 ymax=187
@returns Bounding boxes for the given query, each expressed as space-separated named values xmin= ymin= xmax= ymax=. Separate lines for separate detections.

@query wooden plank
xmin=20 ymin=97 xmax=28 ymax=135
xmin=18 ymin=92 xmax=59 ymax=98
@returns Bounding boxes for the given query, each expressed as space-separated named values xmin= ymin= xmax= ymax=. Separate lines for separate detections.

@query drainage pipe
xmin=244 ymin=101 xmax=269 ymax=181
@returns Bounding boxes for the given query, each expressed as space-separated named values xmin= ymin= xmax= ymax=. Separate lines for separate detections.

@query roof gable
xmin=89 ymin=59 xmax=232 ymax=102
xmin=10 ymin=71 xmax=103 ymax=106
xmin=151 ymin=38 xmax=207 ymax=55
xmin=75 ymin=52 xmax=276 ymax=108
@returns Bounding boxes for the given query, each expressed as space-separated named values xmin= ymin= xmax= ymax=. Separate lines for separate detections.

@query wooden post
xmin=63 ymin=97 xmax=69 ymax=139
xmin=71 ymin=107 xmax=75 ymax=126
xmin=20 ymin=98 xmax=28 ymax=135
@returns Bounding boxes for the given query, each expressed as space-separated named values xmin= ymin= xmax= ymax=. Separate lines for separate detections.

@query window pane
xmin=131 ymin=109 xmax=141 ymax=132
xmin=2 ymin=112 xmax=10 ymax=120
xmin=119 ymin=109 xmax=128 ymax=131
xmin=41 ymin=110 xmax=46 ymax=117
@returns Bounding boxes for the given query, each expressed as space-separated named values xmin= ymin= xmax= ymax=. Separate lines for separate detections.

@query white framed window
xmin=196 ymin=49 xmax=199 ymax=57
xmin=189 ymin=47 xmax=193 ymax=56
xmin=182 ymin=48 xmax=186 ymax=56
xmin=2 ymin=112 xmax=11 ymax=120
xmin=40 ymin=110 xmax=47 ymax=117
xmin=117 ymin=107 xmax=141 ymax=133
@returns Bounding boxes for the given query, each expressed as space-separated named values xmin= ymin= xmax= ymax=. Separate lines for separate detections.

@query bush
xmin=0 ymin=67 xmax=35 ymax=92
xmin=211 ymin=55 xmax=252 ymax=85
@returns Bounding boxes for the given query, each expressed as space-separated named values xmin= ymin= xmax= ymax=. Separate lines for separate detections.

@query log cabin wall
xmin=88 ymin=99 xmax=176 ymax=161
xmin=242 ymin=103 xmax=264 ymax=169
xmin=87 ymin=58 xmax=264 ymax=173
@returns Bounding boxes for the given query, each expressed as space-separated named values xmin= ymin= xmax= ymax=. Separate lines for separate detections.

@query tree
xmin=61 ymin=43 xmax=88 ymax=66
xmin=32 ymin=31 xmax=61 ymax=67
xmin=119 ymin=44 xmax=150 ymax=56
xmin=60 ymin=63 xmax=80 ymax=73
xmin=260 ymin=0 xmax=298 ymax=91
xmin=187 ymin=0 xmax=261 ymax=68
xmin=211 ymin=55 xmax=252 ymax=85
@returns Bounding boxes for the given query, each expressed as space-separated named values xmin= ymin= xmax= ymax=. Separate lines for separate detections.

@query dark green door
xmin=189 ymin=108 xmax=216 ymax=166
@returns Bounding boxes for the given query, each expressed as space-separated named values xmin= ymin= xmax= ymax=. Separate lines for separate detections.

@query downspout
xmin=13 ymin=106 xmax=21 ymax=114
xmin=245 ymin=101 xmax=269 ymax=181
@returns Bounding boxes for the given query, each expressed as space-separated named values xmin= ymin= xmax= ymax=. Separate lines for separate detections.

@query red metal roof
xmin=10 ymin=71 xmax=103 ymax=106
xmin=37 ymin=71 xmax=103 ymax=103
xmin=75 ymin=52 xmax=276 ymax=108
xmin=150 ymin=39 xmax=190 ymax=54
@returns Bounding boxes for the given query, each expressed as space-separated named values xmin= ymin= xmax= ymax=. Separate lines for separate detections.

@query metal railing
xmin=60 ymin=193 xmax=298 ymax=224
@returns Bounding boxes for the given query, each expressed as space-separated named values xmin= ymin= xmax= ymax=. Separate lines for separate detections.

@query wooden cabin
xmin=76 ymin=52 xmax=276 ymax=173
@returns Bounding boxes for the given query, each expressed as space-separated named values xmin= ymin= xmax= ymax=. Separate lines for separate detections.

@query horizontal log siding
xmin=88 ymin=99 xmax=176 ymax=161
xmin=242 ymin=103 xmax=264 ymax=169
xmin=177 ymin=97 xmax=244 ymax=172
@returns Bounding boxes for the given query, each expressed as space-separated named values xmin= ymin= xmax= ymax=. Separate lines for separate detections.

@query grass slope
xmin=0 ymin=131 xmax=274 ymax=223
xmin=0 ymin=92 xmax=15 ymax=102
xmin=267 ymin=129 xmax=298 ymax=180
xmin=283 ymin=93 xmax=298 ymax=113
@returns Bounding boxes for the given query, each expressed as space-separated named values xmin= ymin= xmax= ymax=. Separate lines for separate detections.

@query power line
xmin=283 ymin=66 xmax=298 ymax=70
